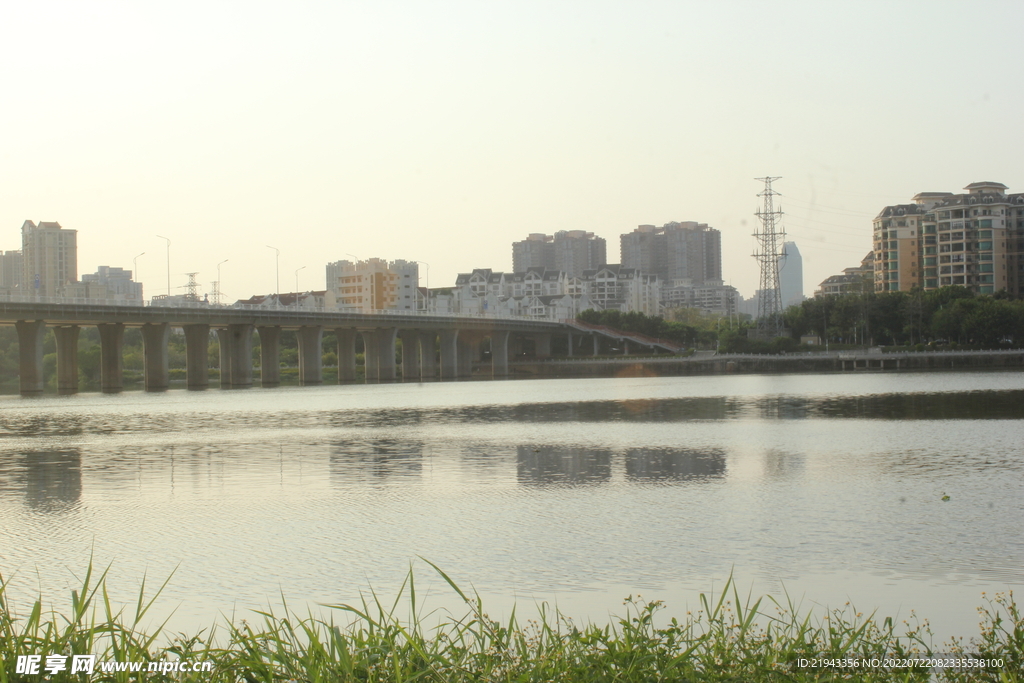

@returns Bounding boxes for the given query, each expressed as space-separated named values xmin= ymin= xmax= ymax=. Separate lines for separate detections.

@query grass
xmin=1 ymin=560 xmax=1020 ymax=682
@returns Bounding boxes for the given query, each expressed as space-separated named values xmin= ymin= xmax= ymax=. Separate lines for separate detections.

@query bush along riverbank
xmin=1 ymin=561 xmax=1020 ymax=682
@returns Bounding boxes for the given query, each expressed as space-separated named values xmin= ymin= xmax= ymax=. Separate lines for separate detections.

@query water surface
xmin=1 ymin=372 xmax=1021 ymax=641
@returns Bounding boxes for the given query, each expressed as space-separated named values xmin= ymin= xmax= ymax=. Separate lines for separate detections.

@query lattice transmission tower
xmin=752 ymin=177 xmax=787 ymax=338
xmin=184 ymin=272 xmax=200 ymax=302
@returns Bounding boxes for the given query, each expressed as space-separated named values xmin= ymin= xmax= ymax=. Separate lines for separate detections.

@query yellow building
xmin=325 ymin=258 xmax=419 ymax=312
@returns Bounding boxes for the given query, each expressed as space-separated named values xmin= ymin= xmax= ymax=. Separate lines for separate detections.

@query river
xmin=1 ymin=371 xmax=1022 ymax=642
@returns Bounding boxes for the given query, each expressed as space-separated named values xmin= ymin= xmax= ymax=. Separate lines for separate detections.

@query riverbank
xmin=2 ymin=563 xmax=1019 ymax=682
xmin=511 ymin=349 xmax=1024 ymax=378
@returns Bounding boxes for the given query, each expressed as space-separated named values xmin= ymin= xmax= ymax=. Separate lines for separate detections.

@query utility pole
xmin=752 ymin=177 xmax=786 ymax=338
xmin=156 ymin=235 xmax=171 ymax=297
xmin=266 ymin=245 xmax=280 ymax=297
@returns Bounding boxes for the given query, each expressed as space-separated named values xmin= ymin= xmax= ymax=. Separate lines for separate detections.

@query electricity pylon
xmin=753 ymin=177 xmax=787 ymax=338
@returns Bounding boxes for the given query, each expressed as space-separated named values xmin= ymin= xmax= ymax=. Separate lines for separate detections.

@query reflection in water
xmin=624 ymin=447 xmax=726 ymax=481
xmin=0 ymin=373 xmax=1022 ymax=643
xmin=15 ymin=449 xmax=82 ymax=511
xmin=517 ymin=446 xmax=612 ymax=485
xmin=330 ymin=439 xmax=422 ymax=482
xmin=762 ymin=449 xmax=805 ymax=479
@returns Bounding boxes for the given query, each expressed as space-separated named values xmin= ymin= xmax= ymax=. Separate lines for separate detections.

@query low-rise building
xmin=236 ymin=291 xmax=332 ymax=309
xmin=78 ymin=266 xmax=143 ymax=301
xmin=815 ymin=252 xmax=874 ymax=297
xmin=661 ymin=281 xmax=738 ymax=316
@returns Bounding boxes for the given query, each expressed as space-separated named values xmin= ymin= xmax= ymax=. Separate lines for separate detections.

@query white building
xmin=325 ymin=258 xmax=419 ymax=312
xmin=662 ymin=281 xmax=738 ymax=316
xmin=579 ymin=265 xmax=661 ymax=317
xmin=75 ymin=266 xmax=143 ymax=302
xmin=0 ymin=250 xmax=23 ymax=292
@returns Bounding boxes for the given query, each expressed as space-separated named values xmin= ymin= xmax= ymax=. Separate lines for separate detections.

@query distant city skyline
xmin=2 ymin=1 xmax=1020 ymax=302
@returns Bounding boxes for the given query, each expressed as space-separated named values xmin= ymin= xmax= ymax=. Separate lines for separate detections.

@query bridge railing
xmin=0 ymin=293 xmax=575 ymax=324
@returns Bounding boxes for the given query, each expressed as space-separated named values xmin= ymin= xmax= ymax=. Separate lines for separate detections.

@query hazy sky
xmin=3 ymin=0 xmax=1022 ymax=302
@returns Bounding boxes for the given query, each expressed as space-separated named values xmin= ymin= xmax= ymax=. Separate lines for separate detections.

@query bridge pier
xmin=217 ymin=329 xmax=230 ymax=386
xmin=16 ymin=320 xmax=46 ymax=396
xmin=439 ymin=329 xmax=458 ymax=380
xmin=297 ymin=326 xmax=323 ymax=385
xmin=257 ymin=326 xmax=280 ymax=387
xmin=376 ymin=327 xmax=397 ymax=382
xmin=360 ymin=329 xmax=379 ymax=383
xmin=53 ymin=325 xmax=80 ymax=395
xmin=398 ymin=330 xmax=420 ymax=381
xmin=218 ymin=324 xmax=253 ymax=388
xmin=456 ymin=333 xmax=477 ymax=378
xmin=98 ymin=323 xmax=125 ymax=393
xmin=334 ymin=328 xmax=357 ymax=382
xmin=491 ymin=330 xmax=509 ymax=377
xmin=183 ymin=324 xmax=210 ymax=390
xmin=418 ymin=331 xmax=437 ymax=380
xmin=566 ymin=332 xmax=573 ymax=357
xmin=534 ymin=333 xmax=552 ymax=359
xmin=141 ymin=323 xmax=170 ymax=391
xmin=592 ymin=334 xmax=599 ymax=356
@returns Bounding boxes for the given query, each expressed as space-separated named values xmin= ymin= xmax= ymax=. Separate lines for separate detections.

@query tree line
xmin=784 ymin=286 xmax=1024 ymax=348
xmin=577 ymin=286 xmax=1024 ymax=355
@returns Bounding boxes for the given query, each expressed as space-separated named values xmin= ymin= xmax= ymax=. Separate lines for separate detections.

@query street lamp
xmin=412 ymin=260 xmax=430 ymax=311
xmin=217 ymin=259 xmax=229 ymax=305
xmin=156 ymin=235 xmax=171 ymax=297
xmin=266 ymin=245 xmax=280 ymax=298
xmin=133 ymin=252 xmax=145 ymax=302
xmin=295 ymin=265 xmax=306 ymax=293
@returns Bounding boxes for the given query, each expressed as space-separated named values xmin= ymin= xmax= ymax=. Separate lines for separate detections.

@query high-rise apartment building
xmin=512 ymin=231 xmax=606 ymax=276
xmin=325 ymin=258 xmax=418 ymax=312
xmin=0 ymin=250 xmax=23 ymax=291
xmin=552 ymin=230 xmax=606 ymax=277
xmin=779 ymin=241 xmax=804 ymax=307
xmin=21 ymin=220 xmax=77 ymax=297
xmin=620 ymin=221 xmax=722 ymax=286
xmin=873 ymin=182 xmax=1024 ymax=295
xmin=512 ymin=234 xmax=555 ymax=273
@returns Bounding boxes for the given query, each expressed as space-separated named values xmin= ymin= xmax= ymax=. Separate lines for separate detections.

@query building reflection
xmin=516 ymin=446 xmax=612 ymax=486
xmin=624 ymin=447 xmax=726 ymax=481
xmin=16 ymin=449 xmax=83 ymax=512
xmin=329 ymin=439 xmax=423 ymax=482
xmin=761 ymin=449 xmax=805 ymax=479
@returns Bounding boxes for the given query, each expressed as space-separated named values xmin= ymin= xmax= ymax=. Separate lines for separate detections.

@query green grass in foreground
xmin=1 ymin=560 xmax=1020 ymax=682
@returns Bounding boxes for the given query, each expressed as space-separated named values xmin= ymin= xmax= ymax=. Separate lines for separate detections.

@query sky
xmin=2 ymin=0 xmax=1022 ymax=302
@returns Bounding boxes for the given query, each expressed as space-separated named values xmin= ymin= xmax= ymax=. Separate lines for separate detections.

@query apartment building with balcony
xmin=21 ymin=220 xmax=77 ymax=297
xmin=873 ymin=182 xmax=1024 ymax=295
xmin=325 ymin=258 xmax=419 ymax=312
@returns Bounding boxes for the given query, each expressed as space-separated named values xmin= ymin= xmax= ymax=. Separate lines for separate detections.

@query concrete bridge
xmin=0 ymin=299 xmax=657 ymax=395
